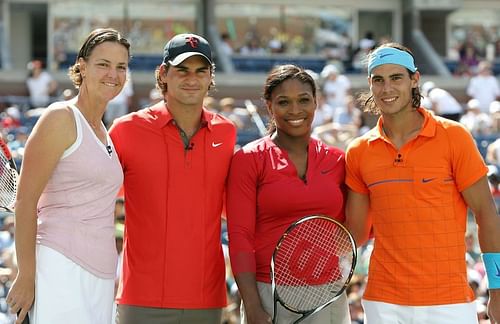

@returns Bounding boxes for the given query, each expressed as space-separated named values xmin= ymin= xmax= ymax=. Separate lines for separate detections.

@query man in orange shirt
xmin=110 ymin=33 xmax=236 ymax=323
xmin=345 ymin=42 xmax=500 ymax=323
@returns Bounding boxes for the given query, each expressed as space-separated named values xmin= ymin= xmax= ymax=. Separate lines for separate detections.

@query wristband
xmin=482 ymin=253 xmax=500 ymax=289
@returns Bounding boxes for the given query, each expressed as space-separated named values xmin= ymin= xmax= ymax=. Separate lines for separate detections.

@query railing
xmin=58 ymin=52 xmax=328 ymax=73
xmin=230 ymin=54 xmax=327 ymax=73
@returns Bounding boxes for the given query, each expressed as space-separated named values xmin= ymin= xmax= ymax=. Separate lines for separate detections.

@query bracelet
xmin=482 ymin=253 xmax=500 ymax=289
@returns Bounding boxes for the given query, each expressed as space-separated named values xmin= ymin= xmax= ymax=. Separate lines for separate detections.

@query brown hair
xmin=68 ymin=28 xmax=131 ymax=88
xmin=154 ymin=61 xmax=216 ymax=95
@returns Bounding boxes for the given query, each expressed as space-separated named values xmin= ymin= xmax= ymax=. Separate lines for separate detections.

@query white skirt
xmin=30 ymin=245 xmax=115 ymax=324
xmin=362 ymin=299 xmax=478 ymax=324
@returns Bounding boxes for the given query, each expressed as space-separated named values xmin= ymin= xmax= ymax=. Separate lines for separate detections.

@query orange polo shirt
xmin=346 ymin=108 xmax=487 ymax=306
xmin=109 ymin=101 xmax=236 ymax=308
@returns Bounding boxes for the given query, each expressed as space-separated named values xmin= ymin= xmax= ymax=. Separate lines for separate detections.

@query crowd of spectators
xmin=450 ymin=34 xmax=500 ymax=77
xmin=0 ymin=50 xmax=498 ymax=323
xmin=228 ymin=30 xmax=386 ymax=75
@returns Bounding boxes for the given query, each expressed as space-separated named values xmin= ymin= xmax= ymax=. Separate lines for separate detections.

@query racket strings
xmin=273 ymin=219 xmax=354 ymax=312
xmin=0 ymin=153 xmax=17 ymax=210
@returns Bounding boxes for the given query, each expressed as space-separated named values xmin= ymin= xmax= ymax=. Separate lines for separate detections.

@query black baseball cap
xmin=162 ymin=33 xmax=213 ymax=66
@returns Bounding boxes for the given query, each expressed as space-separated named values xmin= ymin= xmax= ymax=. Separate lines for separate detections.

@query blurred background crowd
xmin=0 ymin=59 xmax=498 ymax=323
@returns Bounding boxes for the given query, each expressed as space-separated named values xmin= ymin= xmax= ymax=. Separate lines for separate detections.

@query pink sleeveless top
xmin=37 ymin=103 xmax=123 ymax=279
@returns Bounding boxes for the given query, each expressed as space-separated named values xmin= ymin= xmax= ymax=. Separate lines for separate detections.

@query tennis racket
xmin=0 ymin=136 xmax=18 ymax=214
xmin=271 ymin=215 xmax=357 ymax=324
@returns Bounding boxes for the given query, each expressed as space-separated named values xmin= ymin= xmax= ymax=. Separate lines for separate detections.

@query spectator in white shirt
xmin=459 ymin=99 xmax=493 ymax=136
xmin=26 ymin=60 xmax=58 ymax=108
xmin=466 ymin=61 xmax=500 ymax=113
xmin=320 ymin=64 xmax=351 ymax=112
xmin=220 ymin=33 xmax=234 ymax=56
xmin=422 ymin=81 xmax=463 ymax=121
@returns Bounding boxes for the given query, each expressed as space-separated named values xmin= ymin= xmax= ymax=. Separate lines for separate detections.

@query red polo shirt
xmin=109 ymin=101 xmax=236 ymax=308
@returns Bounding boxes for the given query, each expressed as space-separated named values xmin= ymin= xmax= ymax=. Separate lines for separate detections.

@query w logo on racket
xmin=271 ymin=215 xmax=357 ymax=324
xmin=288 ymin=240 xmax=341 ymax=285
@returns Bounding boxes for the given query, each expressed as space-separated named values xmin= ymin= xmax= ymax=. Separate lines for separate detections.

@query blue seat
xmin=474 ymin=134 xmax=499 ymax=159
xmin=231 ymin=55 xmax=327 ymax=73
xmin=61 ymin=53 xmax=163 ymax=71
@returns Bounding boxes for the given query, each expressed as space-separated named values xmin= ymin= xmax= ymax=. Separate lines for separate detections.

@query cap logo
xmin=185 ymin=36 xmax=199 ymax=49
xmin=163 ymin=33 xmax=213 ymax=66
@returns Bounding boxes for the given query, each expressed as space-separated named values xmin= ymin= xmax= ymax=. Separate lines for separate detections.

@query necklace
xmin=73 ymin=103 xmax=102 ymax=130
xmin=382 ymin=125 xmax=421 ymax=139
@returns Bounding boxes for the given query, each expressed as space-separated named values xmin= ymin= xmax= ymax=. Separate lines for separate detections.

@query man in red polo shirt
xmin=109 ymin=33 xmax=236 ymax=324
